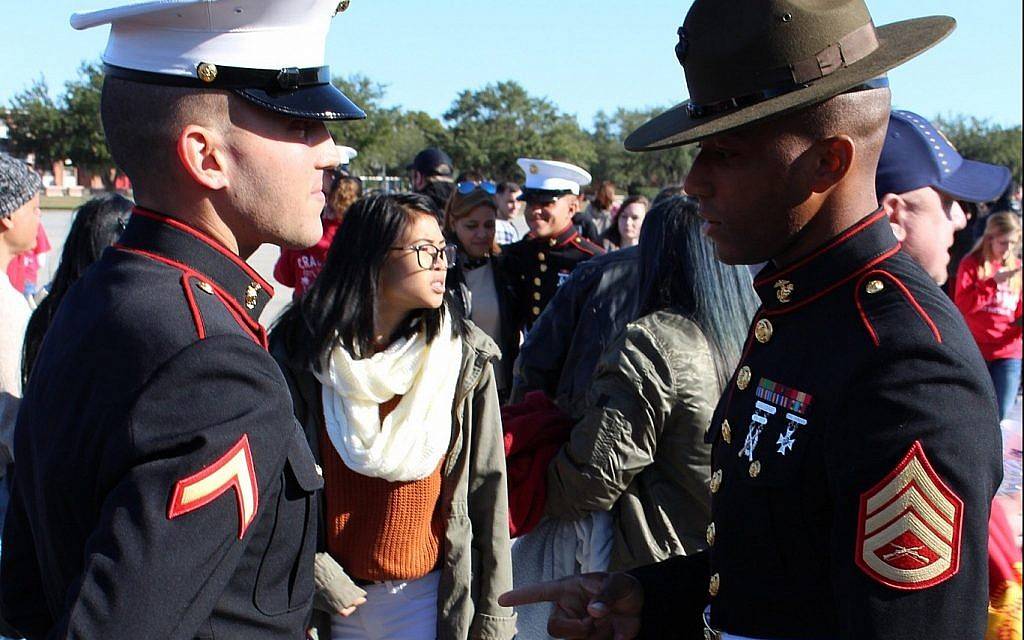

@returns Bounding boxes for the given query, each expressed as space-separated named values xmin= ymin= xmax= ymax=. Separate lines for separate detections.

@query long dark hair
xmin=22 ymin=193 xmax=132 ymax=384
xmin=274 ymin=192 xmax=463 ymax=371
xmin=637 ymin=196 xmax=758 ymax=390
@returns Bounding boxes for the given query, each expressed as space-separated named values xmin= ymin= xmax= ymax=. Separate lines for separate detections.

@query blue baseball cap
xmin=876 ymin=110 xmax=1011 ymax=203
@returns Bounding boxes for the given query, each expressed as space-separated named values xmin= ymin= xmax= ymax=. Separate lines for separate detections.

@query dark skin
xmin=499 ymin=90 xmax=891 ymax=639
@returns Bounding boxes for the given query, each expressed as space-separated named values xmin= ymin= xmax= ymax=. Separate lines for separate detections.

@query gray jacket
xmin=545 ymin=310 xmax=715 ymax=571
xmin=271 ymin=323 xmax=516 ymax=640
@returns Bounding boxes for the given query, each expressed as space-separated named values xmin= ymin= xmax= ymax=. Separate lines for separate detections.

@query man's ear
xmin=0 ymin=215 xmax=13 ymax=232
xmin=881 ymin=192 xmax=908 ymax=241
xmin=176 ymin=125 xmax=230 ymax=191
xmin=808 ymin=136 xmax=855 ymax=194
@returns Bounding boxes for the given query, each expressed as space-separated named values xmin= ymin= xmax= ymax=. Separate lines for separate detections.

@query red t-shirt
xmin=953 ymin=252 xmax=1023 ymax=361
xmin=273 ymin=216 xmax=341 ymax=300
xmin=6 ymin=225 xmax=52 ymax=295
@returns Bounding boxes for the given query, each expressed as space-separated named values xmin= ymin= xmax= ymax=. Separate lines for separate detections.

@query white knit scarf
xmin=315 ymin=314 xmax=462 ymax=482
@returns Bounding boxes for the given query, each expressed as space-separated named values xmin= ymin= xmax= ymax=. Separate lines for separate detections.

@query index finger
xmin=499 ymin=579 xmax=565 ymax=607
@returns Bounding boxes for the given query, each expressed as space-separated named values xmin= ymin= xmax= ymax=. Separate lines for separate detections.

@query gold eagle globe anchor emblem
xmin=774 ymin=279 xmax=794 ymax=304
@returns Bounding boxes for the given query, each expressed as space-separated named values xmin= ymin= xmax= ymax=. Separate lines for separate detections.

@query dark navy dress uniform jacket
xmin=1 ymin=208 xmax=322 ymax=639
xmin=630 ymin=211 xmax=1002 ymax=640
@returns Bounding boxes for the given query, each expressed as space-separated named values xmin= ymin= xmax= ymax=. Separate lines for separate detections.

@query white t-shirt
xmin=462 ymin=262 xmax=506 ymax=389
xmin=0 ymin=272 xmax=31 ymax=469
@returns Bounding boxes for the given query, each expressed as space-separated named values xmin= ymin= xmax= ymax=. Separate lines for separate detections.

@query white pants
xmin=330 ymin=570 xmax=439 ymax=640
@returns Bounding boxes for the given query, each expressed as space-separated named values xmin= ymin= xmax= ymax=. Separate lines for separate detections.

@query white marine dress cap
xmin=336 ymin=145 xmax=357 ymax=166
xmin=70 ymin=0 xmax=365 ymax=121
xmin=516 ymin=158 xmax=592 ymax=201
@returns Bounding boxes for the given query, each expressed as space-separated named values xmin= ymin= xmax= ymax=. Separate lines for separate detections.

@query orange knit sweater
xmin=320 ymin=397 xmax=446 ymax=582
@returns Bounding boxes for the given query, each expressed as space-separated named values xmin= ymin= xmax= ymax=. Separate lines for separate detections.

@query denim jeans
xmin=988 ymin=358 xmax=1022 ymax=421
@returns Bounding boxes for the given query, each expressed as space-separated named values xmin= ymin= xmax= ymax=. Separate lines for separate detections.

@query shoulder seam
xmin=855 ymin=269 xmax=943 ymax=347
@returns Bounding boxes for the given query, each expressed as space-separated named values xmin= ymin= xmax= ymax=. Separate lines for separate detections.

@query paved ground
xmin=39 ymin=209 xmax=294 ymax=324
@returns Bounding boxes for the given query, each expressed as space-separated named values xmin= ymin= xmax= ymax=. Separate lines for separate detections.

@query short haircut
xmin=100 ymin=77 xmax=228 ymax=200
xmin=779 ymin=87 xmax=892 ymax=170
xmin=496 ymin=181 xmax=520 ymax=195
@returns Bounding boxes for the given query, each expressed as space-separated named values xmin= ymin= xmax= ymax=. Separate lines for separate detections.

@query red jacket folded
xmin=502 ymin=391 xmax=573 ymax=538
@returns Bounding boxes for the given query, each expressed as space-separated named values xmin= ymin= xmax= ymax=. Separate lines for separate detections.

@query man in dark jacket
xmin=500 ymin=1 xmax=1002 ymax=638
xmin=0 ymin=1 xmax=364 ymax=637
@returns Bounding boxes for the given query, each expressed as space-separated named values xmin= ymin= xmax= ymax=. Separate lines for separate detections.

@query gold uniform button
xmin=533 ymin=277 xmax=542 ymax=286
xmin=749 ymin=460 xmax=762 ymax=478
xmin=736 ymin=365 xmax=751 ymax=390
xmin=549 ymin=238 xmax=557 ymax=247
xmin=721 ymin=419 xmax=732 ymax=444
xmin=754 ymin=318 xmax=773 ymax=344
xmin=865 ymin=279 xmax=885 ymax=294
xmin=533 ymin=292 xmax=542 ymax=301
xmin=244 ymin=282 xmax=261 ymax=310
xmin=709 ymin=573 xmax=720 ymax=597
xmin=539 ymin=264 xmax=548 ymax=272
xmin=706 ymin=522 xmax=716 ymax=546
xmin=196 ymin=62 xmax=218 ymax=83
xmin=196 ymin=281 xmax=214 ymax=295
xmin=532 ymin=306 xmax=541 ymax=316
xmin=710 ymin=469 xmax=722 ymax=493
xmin=537 ymin=253 xmax=546 ymax=261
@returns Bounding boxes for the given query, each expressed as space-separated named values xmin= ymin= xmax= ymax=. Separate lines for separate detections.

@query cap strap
xmin=104 ymin=63 xmax=332 ymax=91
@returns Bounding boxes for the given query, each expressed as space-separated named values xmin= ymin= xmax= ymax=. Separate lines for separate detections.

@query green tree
xmin=61 ymin=62 xmax=118 ymax=190
xmin=934 ymin=114 xmax=1022 ymax=188
xmin=1 ymin=78 xmax=67 ymax=169
xmin=442 ymin=81 xmax=595 ymax=180
xmin=590 ymin=108 xmax=695 ymax=190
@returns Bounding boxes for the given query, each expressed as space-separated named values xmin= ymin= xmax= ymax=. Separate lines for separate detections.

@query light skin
xmin=375 ymin=211 xmax=449 ymax=346
xmin=0 ymin=193 xmax=41 ymax=271
xmin=452 ymin=205 xmax=497 ymax=259
xmin=141 ymin=95 xmax=340 ymax=259
xmin=494 ymin=189 xmax=522 ymax=221
xmin=616 ymin=203 xmax=647 ymax=248
xmin=881 ymin=186 xmax=966 ymax=285
xmin=525 ymin=194 xmax=578 ymax=239
xmin=500 ymin=91 xmax=891 ymax=639
xmin=988 ymin=232 xmax=1022 ymax=284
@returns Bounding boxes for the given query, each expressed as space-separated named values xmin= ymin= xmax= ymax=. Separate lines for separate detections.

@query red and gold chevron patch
xmin=856 ymin=441 xmax=963 ymax=590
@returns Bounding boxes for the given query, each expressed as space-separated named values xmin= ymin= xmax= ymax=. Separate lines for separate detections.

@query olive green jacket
xmin=271 ymin=322 xmax=516 ymax=640
xmin=545 ymin=309 xmax=715 ymax=571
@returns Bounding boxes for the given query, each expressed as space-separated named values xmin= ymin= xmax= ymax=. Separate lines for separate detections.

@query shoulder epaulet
xmin=854 ymin=269 xmax=942 ymax=347
xmin=571 ymin=235 xmax=604 ymax=257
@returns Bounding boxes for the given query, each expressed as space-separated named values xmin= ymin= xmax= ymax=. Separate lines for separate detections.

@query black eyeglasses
xmin=457 ymin=180 xmax=497 ymax=195
xmin=390 ymin=243 xmax=458 ymax=269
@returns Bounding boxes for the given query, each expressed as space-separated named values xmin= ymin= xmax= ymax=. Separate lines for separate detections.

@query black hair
xmin=22 ymin=193 xmax=133 ymax=384
xmin=496 ymin=181 xmax=520 ymax=195
xmin=637 ymin=195 xmax=759 ymax=390
xmin=273 ymin=192 xmax=462 ymax=371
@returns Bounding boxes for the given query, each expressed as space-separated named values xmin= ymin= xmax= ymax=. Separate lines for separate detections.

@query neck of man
xmin=135 ymin=194 xmax=256 ymax=259
xmin=772 ymin=177 xmax=880 ymax=268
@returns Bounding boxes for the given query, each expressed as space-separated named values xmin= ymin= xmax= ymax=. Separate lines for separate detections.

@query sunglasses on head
xmin=457 ymin=180 xmax=497 ymax=195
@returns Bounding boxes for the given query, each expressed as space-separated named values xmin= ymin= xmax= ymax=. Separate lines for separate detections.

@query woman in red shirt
xmin=954 ymin=211 xmax=1022 ymax=420
xmin=274 ymin=168 xmax=362 ymax=300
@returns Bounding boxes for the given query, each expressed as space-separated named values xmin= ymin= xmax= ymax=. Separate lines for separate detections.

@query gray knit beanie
xmin=0 ymin=152 xmax=43 ymax=219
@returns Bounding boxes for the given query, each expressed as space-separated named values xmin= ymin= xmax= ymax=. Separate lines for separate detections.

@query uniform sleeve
xmin=825 ymin=333 xmax=1002 ymax=639
xmin=510 ymin=263 xmax=594 ymax=403
xmin=627 ymin=552 xmax=710 ymax=640
xmin=466 ymin=358 xmax=517 ymax=639
xmin=48 ymin=335 xmax=299 ymax=640
xmin=546 ymin=323 xmax=710 ymax=520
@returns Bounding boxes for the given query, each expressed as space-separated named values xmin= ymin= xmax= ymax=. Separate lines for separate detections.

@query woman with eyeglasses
xmin=270 ymin=193 xmax=516 ymax=640
xmin=274 ymin=167 xmax=362 ymax=300
xmin=21 ymin=193 xmax=133 ymax=385
xmin=444 ymin=181 xmax=521 ymax=401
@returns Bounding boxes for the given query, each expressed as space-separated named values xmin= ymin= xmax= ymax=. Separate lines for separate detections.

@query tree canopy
xmin=2 ymin=63 xmax=1020 ymax=195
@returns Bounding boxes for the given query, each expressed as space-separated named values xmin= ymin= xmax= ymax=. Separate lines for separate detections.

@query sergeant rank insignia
xmin=855 ymin=441 xmax=962 ymax=590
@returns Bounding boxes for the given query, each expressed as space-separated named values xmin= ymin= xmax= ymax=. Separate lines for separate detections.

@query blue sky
xmin=2 ymin=0 xmax=1020 ymax=130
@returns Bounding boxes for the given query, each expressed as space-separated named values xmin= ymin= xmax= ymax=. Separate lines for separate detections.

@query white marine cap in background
xmin=516 ymin=158 xmax=592 ymax=202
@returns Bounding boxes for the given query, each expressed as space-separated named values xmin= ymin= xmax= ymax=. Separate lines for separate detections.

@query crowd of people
xmin=0 ymin=0 xmax=1021 ymax=639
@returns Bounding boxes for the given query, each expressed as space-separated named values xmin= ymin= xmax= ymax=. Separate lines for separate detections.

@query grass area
xmin=40 ymin=195 xmax=88 ymax=210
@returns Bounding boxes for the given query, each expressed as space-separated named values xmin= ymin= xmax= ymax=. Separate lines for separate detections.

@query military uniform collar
xmin=531 ymin=224 xmax=579 ymax=249
xmin=117 ymin=208 xmax=274 ymax=323
xmin=753 ymin=209 xmax=899 ymax=314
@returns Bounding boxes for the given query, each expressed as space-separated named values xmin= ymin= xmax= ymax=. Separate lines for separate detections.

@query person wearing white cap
xmin=0 ymin=1 xmax=364 ymax=638
xmin=502 ymin=158 xmax=605 ymax=333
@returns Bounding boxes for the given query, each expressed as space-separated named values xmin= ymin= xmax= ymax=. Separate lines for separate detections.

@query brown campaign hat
xmin=625 ymin=0 xmax=954 ymax=151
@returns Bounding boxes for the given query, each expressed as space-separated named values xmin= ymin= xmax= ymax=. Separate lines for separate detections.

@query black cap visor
xmin=518 ymin=188 xmax=575 ymax=203
xmin=235 ymin=83 xmax=365 ymax=121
